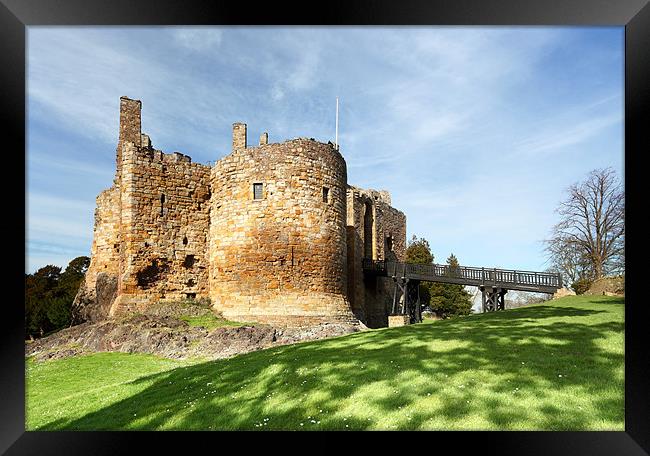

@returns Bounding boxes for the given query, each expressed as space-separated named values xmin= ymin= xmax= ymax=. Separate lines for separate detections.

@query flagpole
xmin=335 ymin=96 xmax=339 ymax=150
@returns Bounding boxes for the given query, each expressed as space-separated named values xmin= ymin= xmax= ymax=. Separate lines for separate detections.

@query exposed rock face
xmin=71 ymin=273 xmax=118 ymax=324
xmin=584 ymin=276 xmax=625 ymax=296
xmin=25 ymin=313 xmax=360 ymax=362
xmin=95 ymin=273 xmax=118 ymax=318
xmin=552 ymin=287 xmax=576 ymax=300
xmin=71 ymin=279 xmax=93 ymax=325
xmin=74 ymin=96 xmax=407 ymax=329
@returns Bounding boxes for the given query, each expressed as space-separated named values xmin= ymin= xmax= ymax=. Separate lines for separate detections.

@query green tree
xmin=405 ymin=235 xmax=433 ymax=306
xmin=571 ymin=277 xmax=593 ymax=295
xmin=24 ymin=256 xmax=90 ymax=339
xmin=58 ymin=256 xmax=90 ymax=296
xmin=25 ymin=265 xmax=62 ymax=337
xmin=446 ymin=253 xmax=461 ymax=276
xmin=429 ymin=253 xmax=473 ymax=319
xmin=405 ymin=235 xmax=433 ymax=265
xmin=46 ymin=296 xmax=73 ymax=329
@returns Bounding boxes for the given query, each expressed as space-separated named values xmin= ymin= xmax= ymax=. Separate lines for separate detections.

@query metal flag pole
xmin=335 ymin=96 xmax=339 ymax=150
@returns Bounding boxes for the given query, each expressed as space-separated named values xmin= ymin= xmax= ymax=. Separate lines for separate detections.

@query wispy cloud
xmin=173 ymin=28 xmax=223 ymax=51
xmin=513 ymin=113 xmax=622 ymax=157
xmin=28 ymin=152 xmax=114 ymax=179
xmin=28 ymin=29 xmax=161 ymax=145
xmin=27 ymin=193 xmax=95 ymax=271
xmin=27 ymin=194 xmax=95 ymax=238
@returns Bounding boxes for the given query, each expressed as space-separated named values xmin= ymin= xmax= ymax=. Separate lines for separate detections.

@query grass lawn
xmin=179 ymin=314 xmax=249 ymax=330
xmin=25 ymin=295 xmax=624 ymax=430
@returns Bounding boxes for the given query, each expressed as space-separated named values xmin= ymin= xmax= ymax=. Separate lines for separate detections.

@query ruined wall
xmin=75 ymin=97 xmax=213 ymax=320
xmin=110 ymin=142 xmax=212 ymax=315
xmin=375 ymin=200 xmax=407 ymax=263
xmin=71 ymin=186 xmax=122 ymax=322
xmin=86 ymin=187 xmax=122 ymax=287
xmin=345 ymin=187 xmax=366 ymax=322
xmin=346 ymin=186 xmax=406 ymax=328
xmin=72 ymin=98 xmax=138 ymax=322
xmin=116 ymin=96 xmax=142 ymax=183
xmin=209 ymin=134 xmax=354 ymax=326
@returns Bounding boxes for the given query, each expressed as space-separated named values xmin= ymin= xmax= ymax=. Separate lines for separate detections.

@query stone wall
xmin=346 ymin=186 xmax=407 ymax=328
xmin=371 ymin=202 xmax=407 ymax=327
xmin=116 ymin=97 xmax=142 ymax=183
xmin=111 ymin=142 xmax=212 ymax=315
xmin=208 ymin=134 xmax=354 ymax=325
xmin=86 ymin=187 xmax=122 ymax=288
xmin=232 ymin=122 xmax=247 ymax=151
xmin=71 ymin=187 xmax=121 ymax=322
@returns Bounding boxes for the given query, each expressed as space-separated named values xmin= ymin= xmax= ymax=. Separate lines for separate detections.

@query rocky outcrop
xmin=70 ymin=278 xmax=93 ymax=325
xmin=25 ymin=306 xmax=360 ymax=362
xmin=585 ymin=276 xmax=625 ymax=296
xmin=71 ymin=272 xmax=118 ymax=324
xmin=552 ymin=287 xmax=576 ymax=300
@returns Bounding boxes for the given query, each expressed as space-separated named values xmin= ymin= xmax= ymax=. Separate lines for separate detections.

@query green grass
xmin=26 ymin=295 xmax=624 ymax=430
xmin=179 ymin=314 xmax=248 ymax=330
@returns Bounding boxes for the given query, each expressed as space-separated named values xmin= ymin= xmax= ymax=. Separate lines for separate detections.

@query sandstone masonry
xmin=73 ymin=96 xmax=407 ymax=328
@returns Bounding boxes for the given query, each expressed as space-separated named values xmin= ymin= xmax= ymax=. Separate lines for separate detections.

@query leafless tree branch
xmin=543 ymin=167 xmax=624 ymax=283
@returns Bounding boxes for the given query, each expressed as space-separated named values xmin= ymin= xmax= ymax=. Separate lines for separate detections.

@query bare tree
xmin=545 ymin=236 xmax=593 ymax=285
xmin=544 ymin=168 xmax=624 ymax=281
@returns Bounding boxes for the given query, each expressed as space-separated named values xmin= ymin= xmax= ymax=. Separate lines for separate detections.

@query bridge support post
xmin=480 ymin=286 xmax=507 ymax=312
xmin=405 ymin=280 xmax=421 ymax=323
xmin=390 ymin=275 xmax=422 ymax=323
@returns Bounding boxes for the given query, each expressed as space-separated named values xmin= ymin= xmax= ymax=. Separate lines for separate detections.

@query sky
xmin=26 ymin=26 xmax=624 ymax=275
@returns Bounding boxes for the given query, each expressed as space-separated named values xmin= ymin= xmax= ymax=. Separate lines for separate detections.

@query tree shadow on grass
xmin=37 ymin=299 xmax=624 ymax=431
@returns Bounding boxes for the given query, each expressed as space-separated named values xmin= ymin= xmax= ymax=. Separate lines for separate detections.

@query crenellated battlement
xmin=116 ymin=97 xmax=210 ymax=174
xmin=131 ymin=147 xmax=198 ymax=166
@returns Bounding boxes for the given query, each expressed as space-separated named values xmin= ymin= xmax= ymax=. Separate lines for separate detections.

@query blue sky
xmin=26 ymin=26 xmax=623 ymax=274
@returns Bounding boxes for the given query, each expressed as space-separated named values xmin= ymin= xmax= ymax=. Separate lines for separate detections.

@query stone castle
xmin=73 ymin=96 xmax=406 ymax=328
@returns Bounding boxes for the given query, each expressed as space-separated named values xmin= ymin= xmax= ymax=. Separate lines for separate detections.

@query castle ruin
xmin=73 ymin=96 xmax=406 ymax=328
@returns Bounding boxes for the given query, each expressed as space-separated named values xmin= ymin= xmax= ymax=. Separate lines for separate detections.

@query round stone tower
xmin=208 ymin=132 xmax=354 ymax=326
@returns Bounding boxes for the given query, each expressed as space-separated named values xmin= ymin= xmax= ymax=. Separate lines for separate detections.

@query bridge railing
xmin=362 ymin=259 xmax=562 ymax=289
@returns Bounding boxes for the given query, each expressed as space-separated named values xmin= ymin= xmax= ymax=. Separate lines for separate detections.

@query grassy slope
xmin=26 ymin=295 xmax=624 ymax=430
xmin=179 ymin=314 xmax=249 ymax=330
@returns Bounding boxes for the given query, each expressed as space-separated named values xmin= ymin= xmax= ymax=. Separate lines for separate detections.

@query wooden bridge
xmin=362 ymin=259 xmax=562 ymax=322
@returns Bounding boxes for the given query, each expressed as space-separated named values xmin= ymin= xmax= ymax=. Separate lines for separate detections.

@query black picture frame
xmin=3 ymin=0 xmax=648 ymax=454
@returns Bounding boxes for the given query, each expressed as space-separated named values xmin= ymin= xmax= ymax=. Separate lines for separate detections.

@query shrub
xmin=571 ymin=278 xmax=593 ymax=295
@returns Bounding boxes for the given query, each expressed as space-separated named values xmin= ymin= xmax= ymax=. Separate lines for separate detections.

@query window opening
xmin=253 ymin=183 xmax=263 ymax=200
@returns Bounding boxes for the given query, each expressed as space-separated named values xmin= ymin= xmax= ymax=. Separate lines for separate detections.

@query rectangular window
xmin=322 ymin=186 xmax=329 ymax=203
xmin=253 ymin=183 xmax=263 ymax=200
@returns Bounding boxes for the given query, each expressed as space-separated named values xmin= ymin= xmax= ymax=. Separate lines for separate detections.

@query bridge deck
xmin=362 ymin=259 xmax=562 ymax=294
